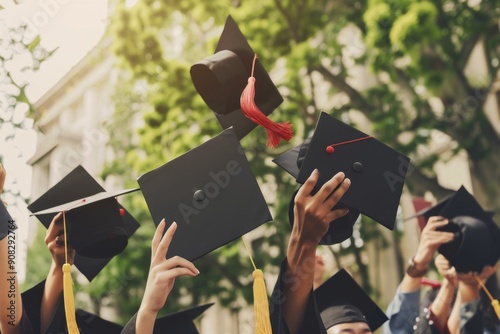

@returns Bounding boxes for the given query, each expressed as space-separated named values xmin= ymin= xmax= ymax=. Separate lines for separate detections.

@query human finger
xmin=45 ymin=212 xmax=64 ymax=244
xmin=162 ymin=256 xmax=199 ymax=275
xmin=315 ymin=172 xmax=346 ymax=204
xmin=151 ymin=219 xmax=166 ymax=258
xmin=297 ymin=169 xmax=320 ymax=200
xmin=153 ymin=221 xmax=177 ymax=264
xmin=322 ymin=177 xmax=350 ymax=211
xmin=323 ymin=207 xmax=350 ymax=224
xmin=424 ymin=217 xmax=448 ymax=231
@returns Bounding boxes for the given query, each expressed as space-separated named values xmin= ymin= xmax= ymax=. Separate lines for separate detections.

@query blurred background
xmin=1 ymin=0 xmax=499 ymax=332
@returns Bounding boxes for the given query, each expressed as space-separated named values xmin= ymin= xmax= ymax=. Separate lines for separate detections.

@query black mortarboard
xmin=154 ymin=303 xmax=214 ymax=334
xmin=0 ymin=200 xmax=14 ymax=240
xmin=275 ymin=136 xmax=360 ymax=244
xmin=295 ymin=112 xmax=410 ymax=230
xmin=76 ymin=309 xmax=123 ymax=334
xmin=314 ymin=269 xmax=388 ymax=331
xmin=190 ymin=15 xmax=283 ymax=140
xmin=27 ymin=165 xmax=140 ymax=281
xmin=137 ymin=128 xmax=272 ymax=261
xmin=415 ymin=186 xmax=500 ymax=272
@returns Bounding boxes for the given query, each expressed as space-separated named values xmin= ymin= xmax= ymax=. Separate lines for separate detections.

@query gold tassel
xmin=62 ymin=212 xmax=80 ymax=334
xmin=475 ymin=275 xmax=500 ymax=320
xmin=242 ymin=238 xmax=272 ymax=334
xmin=63 ymin=264 xmax=80 ymax=333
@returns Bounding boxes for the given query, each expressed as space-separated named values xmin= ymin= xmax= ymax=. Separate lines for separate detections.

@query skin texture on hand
xmin=136 ymin=220 xmax=199 ymax=334
xmin=400 ymin=216 xmax=455 ymax=293
xmin=283 ymin=170 xmax=350 ymax=334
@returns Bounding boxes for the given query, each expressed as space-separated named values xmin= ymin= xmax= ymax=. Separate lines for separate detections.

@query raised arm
xmin=123 ymin=220 xmax=199 ymax=334
xmin=282 ymin=170 xmax=350 ymax=334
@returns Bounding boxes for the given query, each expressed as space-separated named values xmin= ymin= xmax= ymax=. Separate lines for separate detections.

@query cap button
xmin=193 ymin=189 xmax=206 ymax=202
xmin=119 ymin=208 xmax=125 ymax=216
xmin=352 ymin=162 xmax=364 ymax=173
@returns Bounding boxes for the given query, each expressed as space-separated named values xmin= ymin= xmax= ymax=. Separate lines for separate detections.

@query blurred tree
xmin=102 ymin=0 xmax=500 ymax=324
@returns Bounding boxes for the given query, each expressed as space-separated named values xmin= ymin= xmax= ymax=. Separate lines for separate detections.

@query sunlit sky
xmin=1 ymin=0 xmax=108 ymax=199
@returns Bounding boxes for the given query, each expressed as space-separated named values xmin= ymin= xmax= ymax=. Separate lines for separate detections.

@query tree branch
xmin=405 ymin=168 xmax=454 ymax=199
xmin=314 ymin=65 xmax=373 ymax=116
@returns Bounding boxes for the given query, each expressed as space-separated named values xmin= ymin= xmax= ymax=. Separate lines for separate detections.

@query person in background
xmin=382 ymin=216 xmax=455 ymax=334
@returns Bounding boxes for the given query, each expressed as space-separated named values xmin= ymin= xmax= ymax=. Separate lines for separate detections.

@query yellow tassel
xmin=252 ymin=269 xmax=272 ymax=334
xmin=491 ymin=299 xmax=500 ymax=321
xmin=475 ymin=275 xmax=500 ymax=320
xmin=63 ymin=264 xmax=80 ymax=333
xmin=242 ymin=237 xmax=272 ymax=334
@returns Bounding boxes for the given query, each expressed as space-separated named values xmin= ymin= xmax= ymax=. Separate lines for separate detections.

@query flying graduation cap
xmin=274 ymin=136 xmax=360 ymax=245
xmin=138 ymin=128 xmax=273 ymax=333
xmin=315 ymin=269 xmax=388 ymax=331
xmin=190 ymin=16 xmax=292 ymax=146
xmin=137 ymin=127 xmax=272 ymax=261
xmin=28 ymin=165 xmax=140 ymax=262
xmin=294 ymin=112 xmax=409 ymax=230
xmin=0 ymin=200 xmax=14 ymax=240
xmin=274 ymin=112 xmax=409 ymax=243
xmin=414 ymin=186 xmax=500 ymax=273
xmin=27 ymin=165 xmax=140 ymax=334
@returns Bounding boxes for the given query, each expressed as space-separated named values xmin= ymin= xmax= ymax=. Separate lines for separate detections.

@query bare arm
xmin=136 ymin=220 xmax=199 ymax=333
xmin=430 ymin=255 xmax=458 ymax=330
xmin=282 ymin=170 xmax=350 ymax=334
xmin=399 ymin=217 xmax=454 ymax=294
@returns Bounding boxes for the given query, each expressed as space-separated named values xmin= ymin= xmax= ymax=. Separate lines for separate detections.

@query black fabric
xmin=0 ymin=200 xmax=14 ymax=240
xmin=320 ymin=304 xmax=367 ymax=329
xmin=137 ymin=128 xmax=272 ymax=262
xmin=269 ymin=258 xmax=327 ymax=334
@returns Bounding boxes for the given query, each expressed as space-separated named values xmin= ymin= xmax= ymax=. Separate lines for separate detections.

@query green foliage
xmin=102 ymin=0 xmax=500 ymax=321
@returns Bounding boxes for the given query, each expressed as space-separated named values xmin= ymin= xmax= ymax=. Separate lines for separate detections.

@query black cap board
xmin=314 ymin=269 xmax=388 ymax=331
xmin=154 ymin=303 xmax=214 ymax=334
xmin=275 ymin=136 xmax=360 ymax=244
xmin=295 ymin=112 xmax=410 ymax=230
xmin=137 ymin=128 xmax=272 ymax=261
xmin=0 ymin=200 xmax=14 ymax=240
xmin=27 ymin=165 xmax=140 ymax=281
xmin=75 ymin=309 xmax=123 ymax=334
xmin=190 ymin=15 xmax=283 ymax=140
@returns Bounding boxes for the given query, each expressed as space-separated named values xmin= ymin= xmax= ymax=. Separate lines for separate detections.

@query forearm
xmin=40 ymin=262 xmax=63 ymax=334
xmin=282 ymin=234 xmax=317 ymax=334
xmin=136 ymin=306 xmax=157 ymax=334
xmin=430 ymin=280 xmax=456 ymax=330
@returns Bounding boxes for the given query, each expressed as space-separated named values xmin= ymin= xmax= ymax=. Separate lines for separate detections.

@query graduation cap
xmin=154 ymin=303 xmax=214 ymax=334
xmin=0 ymin=200 xmax=14 ymax=240
xmin=21 ymin=280 xmax=67 ymax=334
xmin=76 ymin=309 xmax=123 ymax=334
xmin=190 ymin=16 xmax=289 ymax=143
xmin=314 ymin=269 xmax=388 ymax=331
xmin=137 ymin=127 xmax=272 ymax=261
xmin=273 ymin=135 xmax=359 ymax=245
xmin=293 ymin=112 xmax=410 ymax=230
xmin=415 ymin=186 xmax=500 ymax=273
xmin=27 ymin=165 xmax=140 ymax=281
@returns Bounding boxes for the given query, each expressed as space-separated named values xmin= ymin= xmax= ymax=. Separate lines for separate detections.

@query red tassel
xmin=240 ymin=54 xmax=293 ymax=148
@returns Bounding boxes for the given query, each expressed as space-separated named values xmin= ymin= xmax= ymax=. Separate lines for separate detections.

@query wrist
xmin=406 ymin=256 xmax=429 ymax=278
